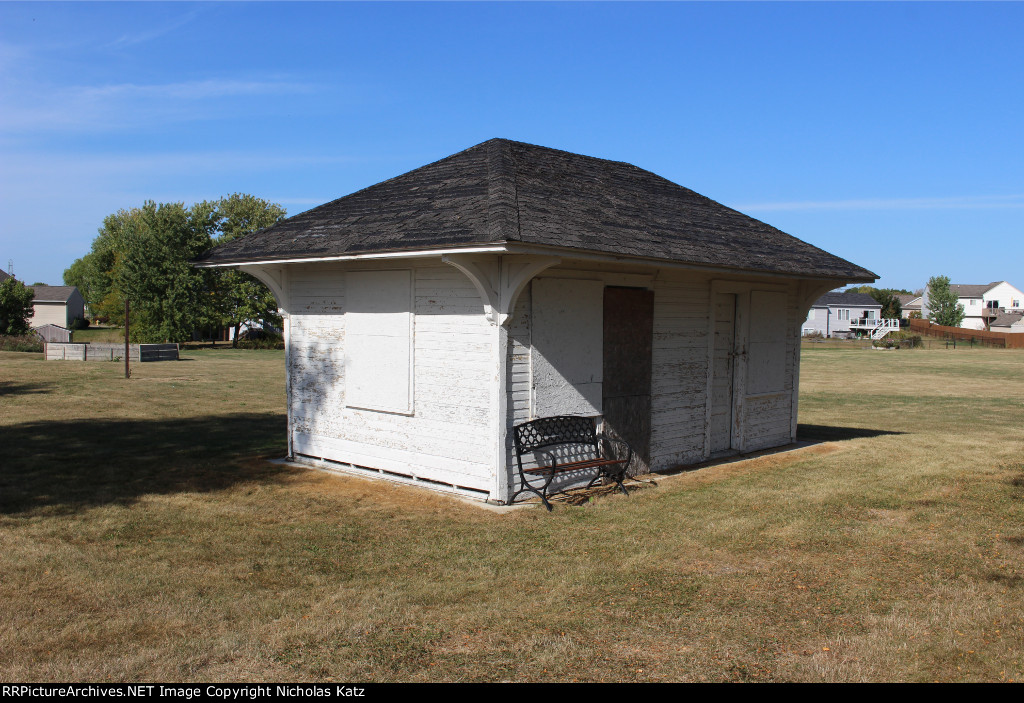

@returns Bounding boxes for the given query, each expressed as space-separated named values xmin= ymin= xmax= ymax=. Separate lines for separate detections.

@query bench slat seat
xmin=511 ymin=415 xmax=633 ymax=511
xmin=522 ymin=457 xmax=626 ymax=475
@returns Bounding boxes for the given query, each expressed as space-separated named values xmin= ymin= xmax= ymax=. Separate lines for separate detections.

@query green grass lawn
xmin=70 ymin=326 xmax=127 ymax=343
xmin=1 ymin=345 xmax=1022 ymax=682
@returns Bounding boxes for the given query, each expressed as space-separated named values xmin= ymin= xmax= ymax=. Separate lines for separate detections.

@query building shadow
xmin=0 ymin=381 xmax=54 ymax=396
xmin=1 ymin=413 xmax=289 ymax=515
xmin=797 ymin=424 xmax=906 ymax=442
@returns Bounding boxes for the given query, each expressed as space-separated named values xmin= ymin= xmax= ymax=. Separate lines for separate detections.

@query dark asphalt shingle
xmin=195 ymin=138 xmax=875 ymax=281
xmin=812 ymin=292 xmax=882 ymax=308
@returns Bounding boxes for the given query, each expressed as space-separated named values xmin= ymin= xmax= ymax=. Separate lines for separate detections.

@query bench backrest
xmin=513 ymin=415 xmax=599 ymax=455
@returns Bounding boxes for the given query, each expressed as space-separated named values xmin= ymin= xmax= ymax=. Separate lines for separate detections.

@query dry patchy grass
xmin=1 ymin=346 xmax=1023 ymax=682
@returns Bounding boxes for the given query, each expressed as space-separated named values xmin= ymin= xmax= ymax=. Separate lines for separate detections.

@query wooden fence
xmin=45 ymin=342 xmax=179 ymax=362
xmin=908 ymin=318 xmax=1024 ymax=349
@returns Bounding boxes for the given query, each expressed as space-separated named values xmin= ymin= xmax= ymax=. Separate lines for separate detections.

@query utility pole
xmin=124 ymin=299 xmax=131 ymax=379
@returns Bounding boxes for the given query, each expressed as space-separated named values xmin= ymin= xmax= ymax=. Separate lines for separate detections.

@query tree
xmin=927 ymin=275 xmax=965 ymax=328
xmin=64 ymin=208 xmax=144 ymax=325
xmin=206 ymin=194 xmax=287 ymax=345
xmin=868 ymin=289 xmax=903 ymax=320
xmin=0 ymin=278 xmax=35 ymax=335
xmin=118 ymin=201 xmax=220 ymax=343
xmin=63 ymin=194 xmax=286 ymax=343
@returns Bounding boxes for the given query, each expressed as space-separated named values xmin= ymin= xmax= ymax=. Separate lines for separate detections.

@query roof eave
xmin=195 ymin=240 xmax=876 ymax=284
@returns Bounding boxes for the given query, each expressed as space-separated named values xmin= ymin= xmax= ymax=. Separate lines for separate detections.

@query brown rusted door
xmin=602 ymin=286 xmax=654 ymax=475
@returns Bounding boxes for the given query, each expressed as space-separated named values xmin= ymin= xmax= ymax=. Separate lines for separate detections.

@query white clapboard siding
xmin=531 ymin=278 xmax=604 ymax=418
xmin=741 ymin=285 xmax=799 ymax=451
xmin=742 ymin=392 xmax=794 ymax=451
xmin=649 ymin=272 xmax=711 ymax=470
xmin=288 ymin=264 xmax=494 ymax=494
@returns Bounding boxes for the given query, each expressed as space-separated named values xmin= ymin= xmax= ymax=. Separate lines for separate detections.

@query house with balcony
xmin=803 ymin=291 xmax=896 ymax=339
xmin=947 ymin=282 xmax=1024 ymax=331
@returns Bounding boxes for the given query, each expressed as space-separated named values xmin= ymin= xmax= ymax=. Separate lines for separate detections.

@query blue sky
xmin=1 ymin=1 xmax=1021 ymax=292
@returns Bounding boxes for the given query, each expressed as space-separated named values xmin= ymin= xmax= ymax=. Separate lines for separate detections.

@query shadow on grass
xmin=797 ymin=424 xmax=906 ymax=442
xmin=0 ymin=381 xmax=54 ymax=396
xmin=1 ymin=413 xmax=288 ymax=515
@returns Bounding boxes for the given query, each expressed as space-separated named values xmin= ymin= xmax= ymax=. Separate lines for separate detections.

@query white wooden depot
xmin=235 ymin=250 xmax=834 ymax=505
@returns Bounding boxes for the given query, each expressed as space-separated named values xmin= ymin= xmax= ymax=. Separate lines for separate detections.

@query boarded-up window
xmin=531 ymin=278 xmax=603 ymax=417
xmin=747 ymin=291 xmax=788 ymax=395
xmin=345 ymin=270 xmax=413 ymax=413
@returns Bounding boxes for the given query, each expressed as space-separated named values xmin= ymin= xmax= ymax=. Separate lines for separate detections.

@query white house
xmin=30 ymin=286 xmax=85 ymax=330
xmin=195 ymin=139 xmax=876 ymax=504
xmin=802 ymin=291 xmax=884 ymax=338
xmin=948 ymin=282 xmax=1024 ymax=330
xmin=897 ymin=294 xmax=921 ymax=319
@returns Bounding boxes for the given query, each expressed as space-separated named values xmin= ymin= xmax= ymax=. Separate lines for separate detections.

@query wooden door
xmin=709 ymin=292 xmax=737 ymax=453
xmin=602 ymin=287 xmax=654 ymax=474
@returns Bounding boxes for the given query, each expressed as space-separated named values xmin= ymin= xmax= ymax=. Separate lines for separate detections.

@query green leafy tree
xmin=63 ymin=193 xmax=286 ymax=343
xmin=0 ymin=278 xmax=35 ymax=335
xmin=869 ymin=289 xmax=903 ymax=320
xmin=64 ymin=208 xmax=145 ymax=325
xmin=117 ymin=201 xmax=219 ymax=343
xmin=927 ymin=275 xmax=965 ymax=328
xmin=205 ymin=194 xmax=287 ymax=346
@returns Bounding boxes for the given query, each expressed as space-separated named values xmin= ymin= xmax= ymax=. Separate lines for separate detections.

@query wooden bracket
xmin=443 ymin=254 xmax=560 ymax=325
xmin=238 ymin=265 xmax=289 ymax=316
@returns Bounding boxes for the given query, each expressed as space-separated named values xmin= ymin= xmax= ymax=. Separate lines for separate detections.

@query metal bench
xmin=511 ymin=415 xmax=633 ymax=511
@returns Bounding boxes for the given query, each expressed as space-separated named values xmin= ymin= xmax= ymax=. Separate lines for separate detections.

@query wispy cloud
xmin=0 ymin=77 xmax=319 ymax=134
xmin=0 ymin=150 xmax=358 ymax=181
xmin=103 ymin=8 xmax=205 ymax=50
xmin=735 ymin=193 xmax=1024 ymax=212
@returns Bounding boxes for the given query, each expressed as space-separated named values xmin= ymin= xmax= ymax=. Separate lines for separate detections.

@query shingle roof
xmin=812 ymin=292 xmax=881 ymax=308
xmin=0 ymin=270 xmax=11 ymax=283
xmin=991 ymin=311 xmax=1024 ymax=328
xmin=949 ymin=284 xmax=990 ymax=298
xmin=31 ymin=285 xmax=77 ymax=303
xmin=195 ymin=138 xmax=876 ymax=281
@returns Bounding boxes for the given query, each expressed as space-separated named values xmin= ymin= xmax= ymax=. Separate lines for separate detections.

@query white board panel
xmin=531 ymin=278 xmax=603 ymax=417
xmin=345 ymin=270 xmax=412 ymax=413
xmin=747 ymin=291 xmax=788 ymax=395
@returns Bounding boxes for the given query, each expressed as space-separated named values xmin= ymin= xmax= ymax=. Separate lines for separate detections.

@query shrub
xmin=70 ymin=317 xmax=90 ymax=330
xmin=887 ymin=331 xmax=923 ymax=348
xmin=235 ymin=329 xmax=284 ymax=350
xmin=0 ymin=334 xmax=44 ymax=352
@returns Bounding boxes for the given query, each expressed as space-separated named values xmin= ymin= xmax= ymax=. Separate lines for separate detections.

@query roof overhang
xmin=194 ymin=241 xmax=877 ymax=285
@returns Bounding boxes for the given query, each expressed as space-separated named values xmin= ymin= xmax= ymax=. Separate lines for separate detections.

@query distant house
xmin=945 ymin=282 xmax=1024 ymax=331
xmin=897 ymin=294 xmax=921 ymax=319
xmin=990 ymin=311 xmax=1024 ymax=334
xmin=194 ymin=138 xmax=875 ymax=504
xmin=803 ymin=292 xmax=885 ymax=338
xmin=0 ymin=269 xmax=11 ymax=283
xmin=30 ymin=286 xmax=85 ymax=330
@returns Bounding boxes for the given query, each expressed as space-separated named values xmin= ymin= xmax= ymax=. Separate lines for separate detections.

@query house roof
xmin=195 ymin=138 xmax=875 ymax=282
xmin=949 ymin=284 xmax=990 ymax=298
xmin=811 ymin=291 xmax=881 ymax=308
xmin=896 ymin=294 xmax=918 ymax=307
xmin=949 ymin=282 xmax=1010 ymax=298
xmin=31 ymin=285 xmax=78 ymax=303
xmin=990 ymin=311 xmax=1024 ymax=328
xmin=0 ymin=270 xmax=11 ymax=283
